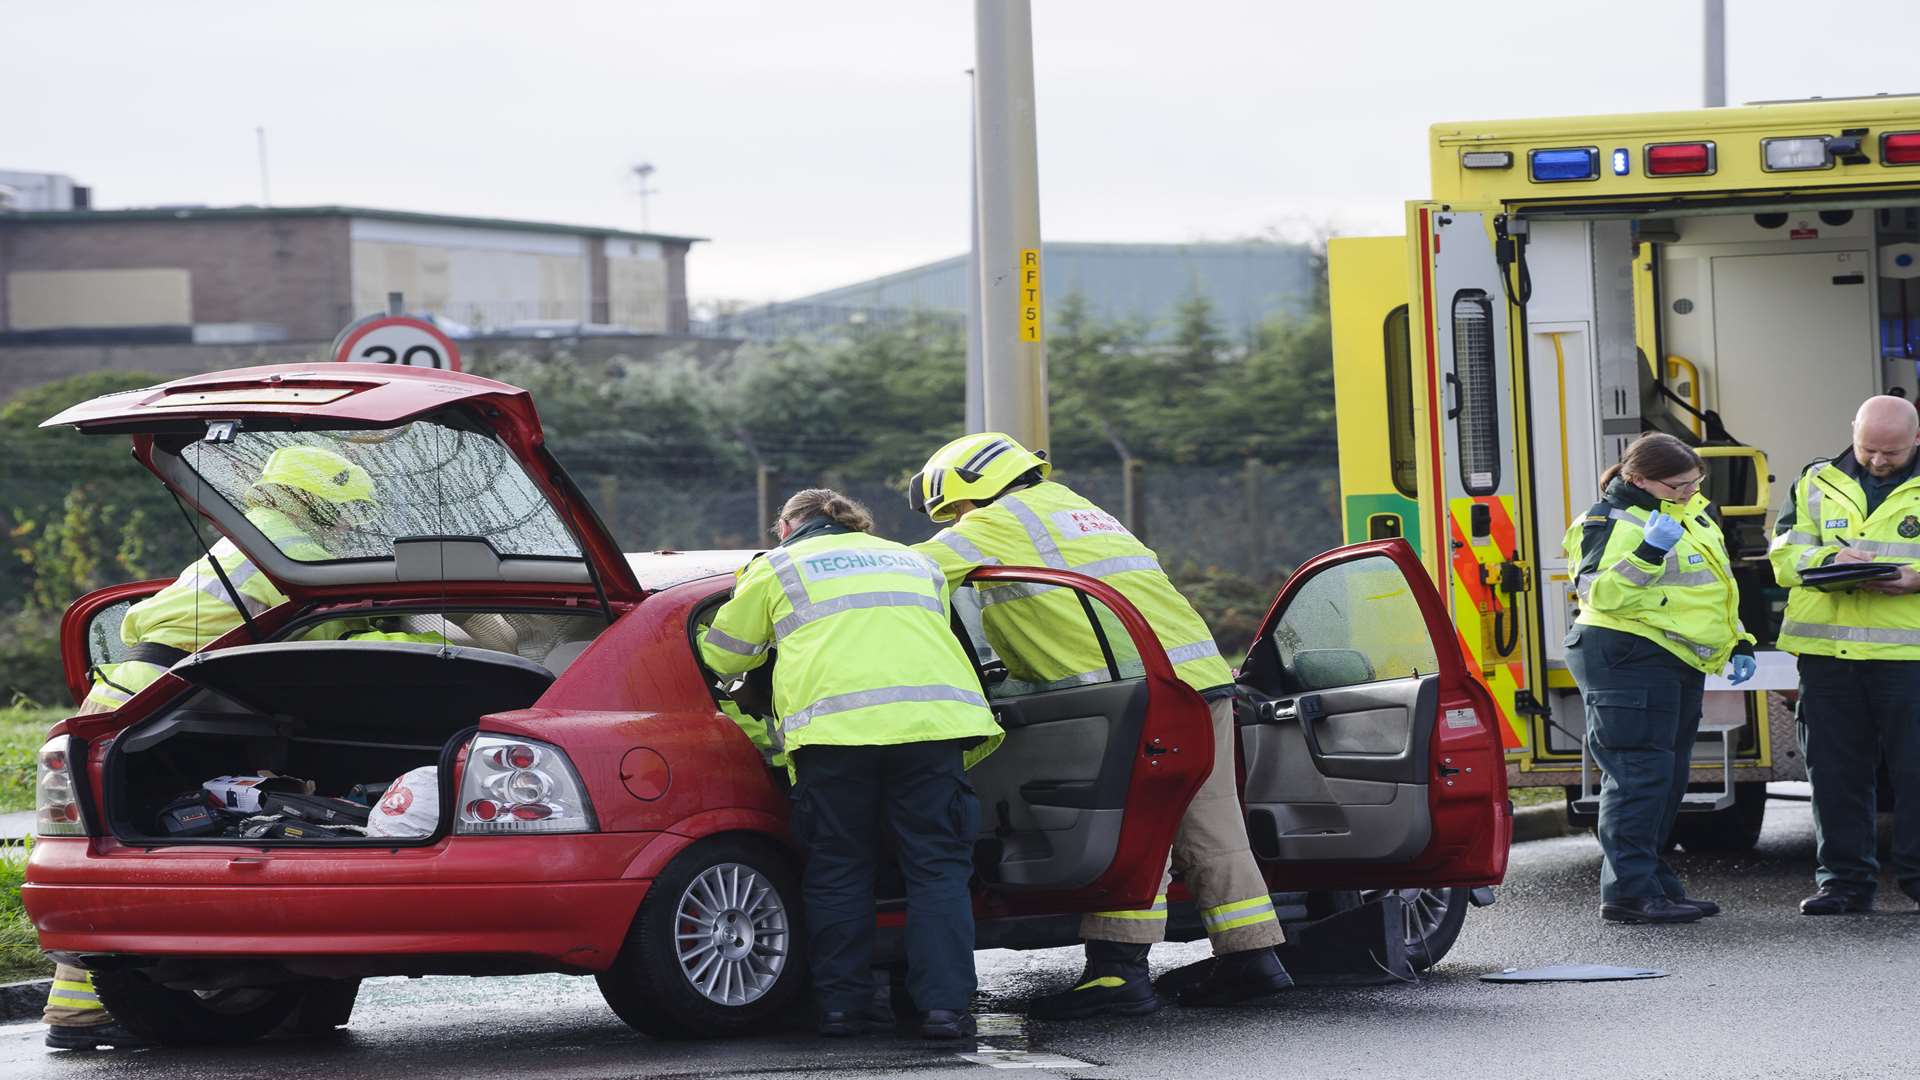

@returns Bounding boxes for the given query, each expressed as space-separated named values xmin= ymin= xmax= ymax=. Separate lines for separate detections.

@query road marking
xmin=960 ymin=1049 xmax=1095 ymax=1069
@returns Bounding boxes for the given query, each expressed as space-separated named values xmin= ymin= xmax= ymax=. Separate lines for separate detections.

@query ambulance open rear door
xmin=1412 ymin=204 xmax=1533 ymax=753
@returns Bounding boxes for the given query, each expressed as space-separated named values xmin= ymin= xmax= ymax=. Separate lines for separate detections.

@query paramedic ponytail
xmin=779 ymin=488 xmax=875 ymax=534
xmin=1601 ymin=433 xmax=1705 ymax=493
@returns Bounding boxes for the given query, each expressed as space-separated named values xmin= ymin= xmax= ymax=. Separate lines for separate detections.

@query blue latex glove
xmin=1642 ymin=510 xmax=1685 ymax=551
xmin=1728 ymin=654 xmax=1757 ymax=686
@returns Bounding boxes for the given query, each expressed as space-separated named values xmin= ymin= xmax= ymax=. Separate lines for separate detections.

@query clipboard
xmin=1799 ymin=562 xmax=1901 ymax=591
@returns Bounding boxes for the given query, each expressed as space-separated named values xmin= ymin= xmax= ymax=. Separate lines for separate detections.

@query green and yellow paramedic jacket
xmin=696 ymin=518 xmax=1002 ymax=766
xmin=913 ymin=481 xmax=1234 ymax=695
xmin=1770 ymin=449 xmax=1920 ymax=660
xmin=1565 ymin=477 xmax=1753 ymax=674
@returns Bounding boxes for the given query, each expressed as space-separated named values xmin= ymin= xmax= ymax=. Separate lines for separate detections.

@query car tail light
xmin=1883 ymin=132 xmax=1920 ymax=166
xmin=36 ymin=737 xmax=85 ymax=837
xmin=455 ymin=734 xmax=595 ymax=835
xmin=1763 ymin=137 xmax=1832 ymax=171
xmin=1646 ymin=141 xmax=1716 ymax=176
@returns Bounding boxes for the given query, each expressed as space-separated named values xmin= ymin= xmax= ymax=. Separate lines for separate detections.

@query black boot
xmin=920 ymin=1009 xmax=977 ymax=1040
xmin=44 ymin=1021 xmax=149 ymax=1051
xmin=1600 ymin=896 xmax=1706 ymax=924
xmin=1027 ymin=941 xmax=1160 ymax=1020
xmin=1176 ymin=947 xmax=1294 ymax=1007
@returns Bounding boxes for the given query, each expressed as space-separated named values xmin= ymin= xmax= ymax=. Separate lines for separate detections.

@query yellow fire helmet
xmin=908 ymin=432 xmax=1050 ymax=522
xmin=248 ymin=445 xmax=376 ymax=507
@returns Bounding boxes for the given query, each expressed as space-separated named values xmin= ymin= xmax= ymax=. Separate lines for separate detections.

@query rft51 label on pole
xmin=330 ymin=314 xmax=462 ymax=371
xmin=1019 ymin=248 xmax=1043 ymax=341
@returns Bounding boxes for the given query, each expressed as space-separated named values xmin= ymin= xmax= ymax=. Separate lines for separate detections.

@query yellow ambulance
xmin=1331 ymin=95 xmax=1920 ymax=847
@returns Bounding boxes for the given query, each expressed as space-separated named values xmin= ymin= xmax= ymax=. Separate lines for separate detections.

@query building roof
xmin=0 ymin=204 xmax=705 ymax=246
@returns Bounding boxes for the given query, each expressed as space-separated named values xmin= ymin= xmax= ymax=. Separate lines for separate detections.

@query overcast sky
xmin=7 ymin=0 xmax=1919 ymax=305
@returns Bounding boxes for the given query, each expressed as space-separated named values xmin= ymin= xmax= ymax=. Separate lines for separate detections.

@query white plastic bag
xmin=367 ymin=766 xmax=440 ymax=838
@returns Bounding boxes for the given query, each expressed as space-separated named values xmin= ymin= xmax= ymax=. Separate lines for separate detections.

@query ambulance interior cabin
xmin=1531 ymin=198 xmax=1920 ymax=739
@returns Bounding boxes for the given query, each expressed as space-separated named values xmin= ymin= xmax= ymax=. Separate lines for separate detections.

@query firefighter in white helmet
xmin=908 ymin=433 xmax=1291 ymax=1018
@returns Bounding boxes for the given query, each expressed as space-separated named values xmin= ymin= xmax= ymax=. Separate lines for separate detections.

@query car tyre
xmin=91 ymin=969 xmax=306 ymax=1046
xmin=597 ymin=835 xmax=805 ymax=1040
xmin=1358 ymin=886 xmax=1470 ymax=971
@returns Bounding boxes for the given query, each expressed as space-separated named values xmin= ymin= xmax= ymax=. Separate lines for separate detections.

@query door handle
xmin=1444 ymin=372 xmax=1461 ymax=420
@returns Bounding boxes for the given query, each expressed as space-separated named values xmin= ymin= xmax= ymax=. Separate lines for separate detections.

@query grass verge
xmin=2 ymin=838 xmax=50 ymax=982
xmin=0 ymin=708 xmax=60 ymax=816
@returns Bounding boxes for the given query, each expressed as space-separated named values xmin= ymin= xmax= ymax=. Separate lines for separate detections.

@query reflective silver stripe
xmin=977 ymin=581 xmax=1061 ymax=606
xmin=764 ymin=550 xmax=811 ymax=611
xmin=934 ymin=528 xmax=995 ymax=565
xmin=194 ymin=569 xmax=267 ymax=616
xmin=1608 ymin=508 xmax=1647 ymax=524
xmin=1572 ymin=573 xmax=1593 ymax=599
xmin=703 ymin=627 xmax=767 ymax=656
xmin=1076 ymin=554 xmax=1162 ymax=579
xmin=1048 ymin=668 xmax=1113 ymax=688
xmin=1851 ymin=538 xmax=1920 ymax=559
xmin=1796 ymin=546 xmax=1829 ymax=573
xmin=773 ymin=591 xmax=946 ymax=639
xmin=1660 ymin=570 xmax=1719 ymax=587
xmin=1662 ymin=630 xmax=1718 ymax=659
xmin=1166 ymin=639 xmax=1223 ymax=666
xmin=1200 ymin=898 xmax=1276 ymax=930
xmin=962 ymin=438 xmax=1015 ymax=472
xmin=1779 ymin=620 xmax=1920 ymax=646
xmin=783 ymin=683 xmax=990 ymax=733
xmin=1609 ymin=558 xmax=1657 ymax=586
xmin=998 ymin=494 xmax=1068 ymax=568
xmin=1773 ymin=529 xmax=1818 ymax=549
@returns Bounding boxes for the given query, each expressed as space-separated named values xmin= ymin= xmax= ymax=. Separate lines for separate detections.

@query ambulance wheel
xmin=91 ymin=968 xmax=305 ymax=1046
xmin=1358 ymin=887 xmax=1470 ymax=971
xmin=597 ymin=835 xmax=806 ymax=1040
xmin=1671 ymin=783 xmax=1767 ymax=853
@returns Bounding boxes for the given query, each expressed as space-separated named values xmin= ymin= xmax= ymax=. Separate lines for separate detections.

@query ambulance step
xmin=1570 ymin=791 xmax=1735 ymax=816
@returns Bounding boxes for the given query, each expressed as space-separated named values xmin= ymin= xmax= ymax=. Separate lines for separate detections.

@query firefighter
xmin=907 ymin=433 xmax=1290 ymax=1019
xmin=1771 ymin=395 xmax=1920 ymax=915
xmin=696 ymin=489 xmax=1002 ymax=1040
xmin=45 ymin=445 xmax=387 ymax=1051
xmin=1564 ymin=433 xmax=1756 ymax=925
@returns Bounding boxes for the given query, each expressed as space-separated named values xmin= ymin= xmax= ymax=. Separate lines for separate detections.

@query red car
xmin=24 ymin=363 xmax=1508 ymax=1045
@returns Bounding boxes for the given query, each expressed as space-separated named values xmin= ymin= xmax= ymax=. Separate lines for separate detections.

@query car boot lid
xmin=41 ymin=363 xmax=643 ymax=602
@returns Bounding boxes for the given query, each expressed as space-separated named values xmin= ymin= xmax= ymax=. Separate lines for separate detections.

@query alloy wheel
xmin=673 ymin=861 xmax=790 ymax=1006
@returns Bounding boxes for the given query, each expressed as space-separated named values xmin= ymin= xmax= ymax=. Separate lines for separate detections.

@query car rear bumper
xmin=24 ymin=834 xmax=666 ymax=974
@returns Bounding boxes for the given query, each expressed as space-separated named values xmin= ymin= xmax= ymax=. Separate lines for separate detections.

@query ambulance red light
xmin=1646 ymin=142 xmax=1715 ymax=176
xmin=1883 ymin=132 xmax=1920 ymax=166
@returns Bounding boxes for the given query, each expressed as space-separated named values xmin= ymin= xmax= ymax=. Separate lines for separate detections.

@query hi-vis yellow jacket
xmin=914 ymin=481 xmax=1233 ymax=694
xmin=1564 ymin=479 xmax=1753 ymax=674
xmin=697 ymin=520 xmax=1002 ymax=763
xmin=84 ymin=506 xmax=325 ymax=710
xmin=1771 ymin=455 xmax=1920 ymax=660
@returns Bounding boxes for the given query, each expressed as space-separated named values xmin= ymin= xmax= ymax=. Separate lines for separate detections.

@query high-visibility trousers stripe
xmin=1200 ymin=896 xmax=1279 ymax=934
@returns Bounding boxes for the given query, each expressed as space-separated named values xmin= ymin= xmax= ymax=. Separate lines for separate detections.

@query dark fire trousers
xmin=1566 ymin=624 xmax=1705 ymax=902
xmin=1796 ymin=654 xmax=1920 ymax=896
xmin=789 ymin=737 xmax=980 ymax=1014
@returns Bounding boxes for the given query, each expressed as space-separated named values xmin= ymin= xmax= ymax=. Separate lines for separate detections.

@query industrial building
xmin=712 ymin=241 xmax=1315 ymax=340
xmin=0 ymin=202 xmax=703 ymax=344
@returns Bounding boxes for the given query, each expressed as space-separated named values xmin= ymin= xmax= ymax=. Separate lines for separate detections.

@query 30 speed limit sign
xmin=330 ymin=314 xmax=463 ymax=371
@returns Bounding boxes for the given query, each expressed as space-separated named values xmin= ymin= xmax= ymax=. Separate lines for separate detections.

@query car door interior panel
xmin=967 ymin=680 xmax=1147 ymax=888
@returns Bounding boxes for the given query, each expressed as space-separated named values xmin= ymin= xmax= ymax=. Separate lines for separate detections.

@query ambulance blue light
xmin=1612 ymin=149 xmax=1631 ymax=176
xmin=1530 ymin=147 xmax=1599 ymax=182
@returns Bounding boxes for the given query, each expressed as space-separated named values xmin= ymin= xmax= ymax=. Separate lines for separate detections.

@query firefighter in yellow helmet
xmin=907 ymin=433 xmax=1290 ymax=1019
xmin=47 ymin=445 xmax=382 ymax=1051
xmin=697 ymin=489 xmax=1001 ymax=1040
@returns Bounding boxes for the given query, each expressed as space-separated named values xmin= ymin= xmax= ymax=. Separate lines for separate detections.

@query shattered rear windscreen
xmin=181 ymin=418 xmax=581 ymax=563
